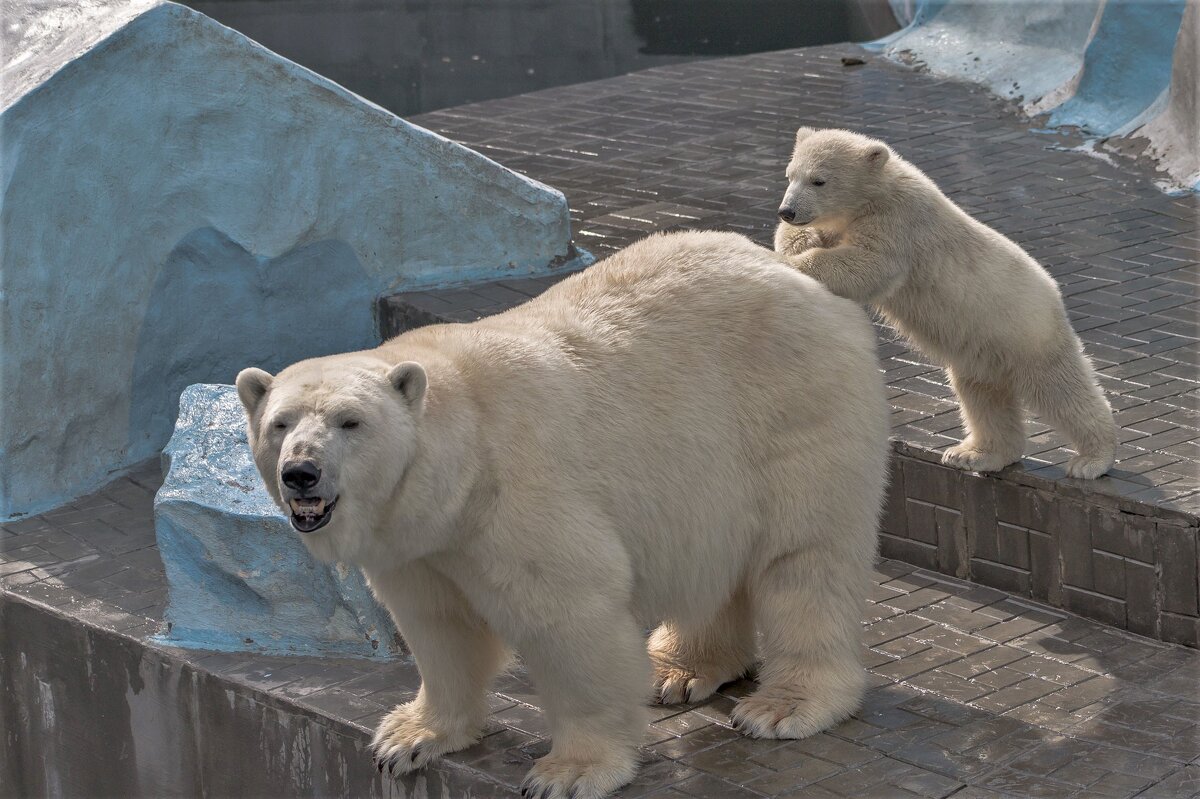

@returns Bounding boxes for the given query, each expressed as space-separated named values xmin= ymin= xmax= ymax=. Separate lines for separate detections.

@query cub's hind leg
xmin=1019 ymin=343 xmax=1116 ymax=479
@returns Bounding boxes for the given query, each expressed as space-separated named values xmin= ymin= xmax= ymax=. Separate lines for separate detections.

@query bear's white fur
xmin=775 ymin=127 xmax=1117 ymax=479
xmin=236 ymin=231 xmax=889 ymax=799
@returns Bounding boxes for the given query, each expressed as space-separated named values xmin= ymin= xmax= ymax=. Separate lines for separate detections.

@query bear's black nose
xmin=282 ymin=460 xmax=321 ymax=491
xmin=778 ymin=207 xmax=796 ymax=223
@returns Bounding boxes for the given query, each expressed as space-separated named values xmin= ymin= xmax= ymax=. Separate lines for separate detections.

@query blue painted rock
xmin=1 ymin=1 xmax=587 ymax=520
xmin=155 ymin=384 xmax=399 ymax=657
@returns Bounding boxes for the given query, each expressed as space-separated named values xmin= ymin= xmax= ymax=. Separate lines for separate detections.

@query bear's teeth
xmin=290 ymin=498 xmax=326 ymax=516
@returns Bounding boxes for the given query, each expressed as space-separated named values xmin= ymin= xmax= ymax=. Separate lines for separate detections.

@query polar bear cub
xmin=775 ymin=127 xmax=1116 ymax=479
xmin=236 ymin=231 xmax=889 ymax=799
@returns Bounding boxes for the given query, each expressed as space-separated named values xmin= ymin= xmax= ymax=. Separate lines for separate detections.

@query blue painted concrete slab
xmin=0 ymin=1 xmax=588 ymax=519
xmin=154 ymin=384 xmax=398 ymax=657
xmin=867 ymin=0 xmax=1101 ymax=104
xmin=1047 ymin=0 xmax=1187 ymax=134
xmin=870 ymin=0 xmax=1194 ymax=190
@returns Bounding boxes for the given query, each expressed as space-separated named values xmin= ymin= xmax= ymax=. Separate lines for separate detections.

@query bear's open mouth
xmin=288 ymin=496 xmax=338 ymax=533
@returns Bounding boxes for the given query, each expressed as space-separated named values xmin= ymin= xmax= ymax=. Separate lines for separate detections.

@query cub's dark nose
xmin=778 ymin=207 xmax=796 ymax=223
xmin=281 ymin=460 xmax=321 ymax=491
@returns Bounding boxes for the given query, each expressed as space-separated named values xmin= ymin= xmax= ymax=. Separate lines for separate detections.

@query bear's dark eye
xmin=341 ymin=420 xmax=360 ymax=430
xmin=272 ymin=422 xmax=287 ymax=431
xmin=811 ymin=179 xmax=826 ymax=187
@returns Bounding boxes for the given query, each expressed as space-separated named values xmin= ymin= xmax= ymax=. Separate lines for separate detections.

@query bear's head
xmin=777 ymin=127 xmax=892 ymax=227
xmin=236 ymin=355 xmax=426 ymax=562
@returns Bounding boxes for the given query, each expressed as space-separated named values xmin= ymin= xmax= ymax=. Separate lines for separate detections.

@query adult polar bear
xmin=236 ymin=231 xmax=889 ymax=798
xmin=776 ymin=128 xmax=1116 ymax=480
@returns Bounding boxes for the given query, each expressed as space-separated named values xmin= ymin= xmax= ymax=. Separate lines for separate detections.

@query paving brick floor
xmin=382 ymin=43 xmax=1200 ymax=645
xmin=3 ymin=463 xmax=1200 ymax=797
xmin=398 ymin=44 xmax=1199 ymax=515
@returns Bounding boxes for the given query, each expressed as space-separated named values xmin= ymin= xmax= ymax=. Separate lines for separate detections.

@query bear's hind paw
xmin=653 ymin=664 xmax=750 ymax=705
xmin=655 ymin=669 xmax=721 ymax=705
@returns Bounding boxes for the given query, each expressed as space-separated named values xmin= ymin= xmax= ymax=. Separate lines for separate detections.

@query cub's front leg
xmin=774 ymin=222 xmax=839 ymax=257
xmin=365 ymin=562 xmax=508 ymax=776
xmin=784 ymin=242 xmax=902 ymax=306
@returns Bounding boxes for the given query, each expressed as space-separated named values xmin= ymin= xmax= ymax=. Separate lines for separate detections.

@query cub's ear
xmin=865 ymin=142 xmax=890 ymax=168
xmin=794 ymin=126 xmax=817 ymax=144
xmin=387 ymin=361 xmax=427 ymax=409
xmin=235 ymin=368 xmax=274 ymax=415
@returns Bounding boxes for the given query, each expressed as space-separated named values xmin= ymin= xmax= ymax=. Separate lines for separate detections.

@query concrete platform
xmin=3 ymin=43 xmax=1198 ymax=798
xmin=3 ymin=464 xmax=1198 ymax=797
xmin=383 ymin=43 xmax=1200 ymax=647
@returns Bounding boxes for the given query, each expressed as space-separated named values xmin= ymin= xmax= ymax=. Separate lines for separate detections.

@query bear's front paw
xmin=371 ymin=701 xmax=480 ymax=777
xmin=1065 ymin=452 xmax=1113 ymax=480
xmin=520 ymin=749 xmax=637 ymax=799
xmin=731 ymin=686 xmax=856 ymax=740
xmin=941 ymin=443 xmax=1021 ymax=474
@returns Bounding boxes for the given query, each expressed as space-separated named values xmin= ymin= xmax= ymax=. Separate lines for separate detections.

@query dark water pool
xmin=185 ymin=0 xmax=898 ymax=117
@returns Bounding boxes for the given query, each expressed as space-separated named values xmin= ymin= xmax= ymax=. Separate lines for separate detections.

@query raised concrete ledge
xmin=0 ymin=0 xmax=589 ymax=520
xmin=380 ymin=292 xmax=1200 ymax=648
xmin=880 ymin=442 xmax=1200 ymax=647
xmin=6 ymin=524 xmax=1200 ymax=797
xmin=0 ymin=591 xmax=496 ymax=797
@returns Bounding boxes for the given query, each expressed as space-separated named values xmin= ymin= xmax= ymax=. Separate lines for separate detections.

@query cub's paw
xmin=520 ymin=750 xmax=637 ymax=799
xmin=371 ymin=701 xmax=479 ymax=777
xmin=731 ymin=685 xmax=857 ymax=740
xmin=941 ymin=444 xmax=1020 ymax=474
xmin=1065 ymin=453 xmax=1113 ymax=480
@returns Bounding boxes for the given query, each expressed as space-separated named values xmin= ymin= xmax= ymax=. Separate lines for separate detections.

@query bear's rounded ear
xmin=387 ymin=361 xmax=427 ymax=409
xmin=865 ymin=143 xmax=890 ymax=168
xmin=235 ymin=368 xmax=273 ymax=415
xmin=794 ymin=126 xmax=817 ymax=144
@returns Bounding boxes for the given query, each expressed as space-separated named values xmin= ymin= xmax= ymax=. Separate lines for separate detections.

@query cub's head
xmin=235 ymin=355 xmax=426 ymax=560
xmin=777 ymin=127 xmax=892 ymax=227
